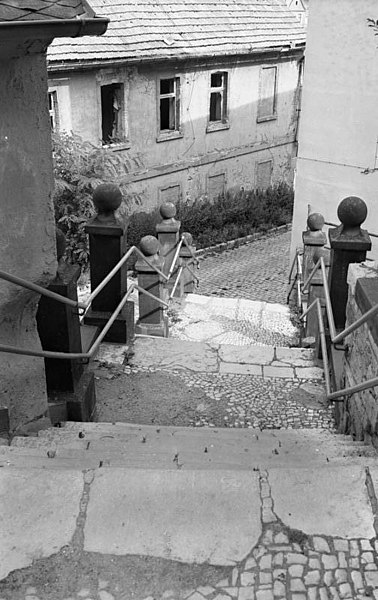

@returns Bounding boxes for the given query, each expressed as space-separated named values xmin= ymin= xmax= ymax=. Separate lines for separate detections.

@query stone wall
xmin=337 ymin=263 xmax=378 ymax=445
xmin=0 ymin=52 xmax=57 ymax=432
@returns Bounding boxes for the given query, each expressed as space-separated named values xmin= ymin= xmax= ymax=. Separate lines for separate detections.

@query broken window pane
xmin=211 ymin=72 xmax=223 ymax=87
xmin=101 ymin=83 xmax=123 ymax=144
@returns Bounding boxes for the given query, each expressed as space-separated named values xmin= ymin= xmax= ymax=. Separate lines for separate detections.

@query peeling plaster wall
xmin=0 ymin=53 xmax=57 ymax=431
xmin=52 ymin=56 xmax=301 ymax=210
xmin=291 ymin=0 xmax=378 ymax=260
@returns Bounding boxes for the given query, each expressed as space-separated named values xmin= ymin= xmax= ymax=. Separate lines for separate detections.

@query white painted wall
xmin=291 ymin=0 xmax=378 ymax=258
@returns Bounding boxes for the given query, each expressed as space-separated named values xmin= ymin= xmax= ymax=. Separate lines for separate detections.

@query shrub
xmin=124 ymin=182 xmax=293 ymax=252
xmin=52 ymin=132 xmax=143 ymax=270
xmin=175 ymin=182 xmax=293 ymax=248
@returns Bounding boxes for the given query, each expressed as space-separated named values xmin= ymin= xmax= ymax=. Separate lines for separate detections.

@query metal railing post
xmin=329 ymin=196 xmax=371 ymax=331
xmin=135 ymin=236 xmax=169 ymax=337
xmin=84 ymin=183 xmax=134 ymax=343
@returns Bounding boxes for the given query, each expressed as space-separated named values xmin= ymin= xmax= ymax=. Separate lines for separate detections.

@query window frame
xmin=158 ymin=183 xmax=182 ymax=204
xmin=157 ymin=76 xmax=182 ymax=142
xmin=257 ymin=66 xmax=278 ymax=123
xmin=100 ymin=82 xmax=127 ymax=147
xmin=255 ymin=159 xmax=273 ymax=190
xmin=48 ymin=90 xmax=59 ymax=132
xmin=207 ymin=172 xmax=226 ymax=200
xmin=207 ymin=71 xmax=229 ymax=133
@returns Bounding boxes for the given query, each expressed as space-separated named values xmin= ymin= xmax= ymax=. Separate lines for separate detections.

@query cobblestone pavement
xmin=197 ymin=230 xmax=292 ymax=304
xmin=4 ymin=468 xmax=378 ymax=600
xmin=94 ymin=339 xmax=333 ymax=431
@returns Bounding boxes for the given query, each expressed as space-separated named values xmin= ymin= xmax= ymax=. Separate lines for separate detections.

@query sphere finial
xmin=182 ymin=232 xmax=193 ymax=246
xmin=160 ymin=202 xmax=176 ymax=220
xmin=307 ymin=212 xmax=324 ymax=232
xmin=92 ymin=183 xmax=123 ymax=222
xmin=337 ymin=196 xmax=367 ymax=230
xmin=140 ymin=235 xmax=160 ymax=257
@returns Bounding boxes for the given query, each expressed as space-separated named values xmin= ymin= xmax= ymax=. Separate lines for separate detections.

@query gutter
xmin=0 ymin=17 xmax=109 ymax=41
xmin=48 ymin=43 xmax=305 ymax=73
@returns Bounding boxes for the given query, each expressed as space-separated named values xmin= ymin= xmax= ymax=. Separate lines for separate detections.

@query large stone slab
xmin=84 ymin=469 xmax=261 ymax=565
xmin=0 ymin=469 xmax=83 ymax=580
xmin=131 ymin=337 xmax=218 ymax=372
xmin=219 ymin=344 xmax=274 ymax=365
xmin=269 ymin=465 xmax=375 ymax=539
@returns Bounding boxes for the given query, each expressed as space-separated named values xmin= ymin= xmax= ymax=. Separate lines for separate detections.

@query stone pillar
xmin=329 ymin=196 xmax=371 ymax=331
xmin=156 ymin=202 xmax=181 ymax=288
xmin=135 ymin=236 xmax=168 ymax=337
xmin=36 ymin=229 xmax=96 ymax=422
xmin=302 ymin=212 xmax=327 ymax=282
xmin=84 ymin=183 xmax=134 ymax=343
xmin=177 ymin=232 xmax=197 ymax=297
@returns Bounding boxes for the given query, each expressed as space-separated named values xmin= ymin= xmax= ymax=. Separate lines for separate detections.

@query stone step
xmin=168 ymin=293 xmax=299 ymax=347
xmin=103 ymin=336 xmax=325 ymax=380
xmin=4 ymin=424 xmax=377 ymax=472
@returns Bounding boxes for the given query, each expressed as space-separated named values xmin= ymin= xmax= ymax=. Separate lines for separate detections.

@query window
xmin=159 ymin=184 xmax=181 ymax=204
xmin=159 ymin=77 xmax=180 ymax=135
xmin=48 ymin=91 xmax=59 ymax=132
xmin=257 ymin=66 xmax=277 ymax=122
xmin=208 ymin=173 xmax=226 ymax=200
xmin=255 ymin=160 xmax=273 ymax=189
xmin=208 ymin=72 xmax=228 ymax=131
xmin=101 ymin=83 xmax=124 ymax=144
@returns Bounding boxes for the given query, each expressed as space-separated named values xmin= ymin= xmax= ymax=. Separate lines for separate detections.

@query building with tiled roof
xmin=47 ymin=0 xmax=306 ymax=211
xmin=48 ymin=0 xmax=305 ymax=65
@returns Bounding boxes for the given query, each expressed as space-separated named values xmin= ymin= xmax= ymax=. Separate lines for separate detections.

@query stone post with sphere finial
xmin=177 ymin=232 xmax=197 ymax=296
xmin=135 ymin=235 xmax=169 ymax=337
xmin=84 ymin=183 xmax=134 ymax=343
xmin=302 ymin=212 xmax=327 ymax=283
xmin=329 ymin=196 xmax=371 ymax=331
xmin=36 ymin=228 xmax=96 ymax=422
xmin=156 ymin=202 xmax=181 ymax=291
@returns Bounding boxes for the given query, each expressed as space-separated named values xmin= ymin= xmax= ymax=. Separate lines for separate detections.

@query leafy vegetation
xmin=52 ymin=133 xmax=293 ymax=269
xmin=52 ymin=133 xmax=142 ymax=269
xmin=127 ymin=183 xmax=294 ymax=250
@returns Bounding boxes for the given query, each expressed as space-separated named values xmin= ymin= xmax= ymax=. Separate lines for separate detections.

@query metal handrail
xmin=182 ymin=235 xmax=200 ymax=266
xmin=299 ymin=255 xmax=378 ymax=400
xmin=324 ymin=220 xmax=378 ymax=239
xmin=0 ymin=233 xmax=198 ymax=359
xmin=0 ymin=281 xmax=171 ymax=360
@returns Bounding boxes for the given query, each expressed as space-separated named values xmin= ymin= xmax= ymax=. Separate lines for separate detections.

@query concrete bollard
xmin=156 ymin=202 xmax=181 ymax=289
xmin=37 ymin=229 xmax=96 ymax=422
xmin=84 ymin=183 xmax=134 ymax=343
xmin=328 ymin=196 xmax=371 ymax=330
xmin=135 ymin=235 xmax=168 ymax=337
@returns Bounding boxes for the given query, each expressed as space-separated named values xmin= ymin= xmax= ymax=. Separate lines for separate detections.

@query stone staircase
xmin=2 ymin=294 xmax=378 ymax=599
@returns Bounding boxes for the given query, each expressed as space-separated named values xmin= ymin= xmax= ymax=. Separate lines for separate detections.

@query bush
xmin=124 ymin=182 xmax=293 ymax=252
xmin=52 ymin=133 xmax=143 ymax=270
xmin=176 ymin=182 xmax=293 ymax=248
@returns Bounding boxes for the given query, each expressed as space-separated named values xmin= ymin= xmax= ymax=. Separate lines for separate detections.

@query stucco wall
xmin=50 ymin=55 xmax=301 ymax=210
xmin=337 ymin=264 xmax=378 ymax=446
xmin=0 ymin=53 xmax=56 ymax=431
xmin=291 ymin=0 xmax=378 ymax=259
